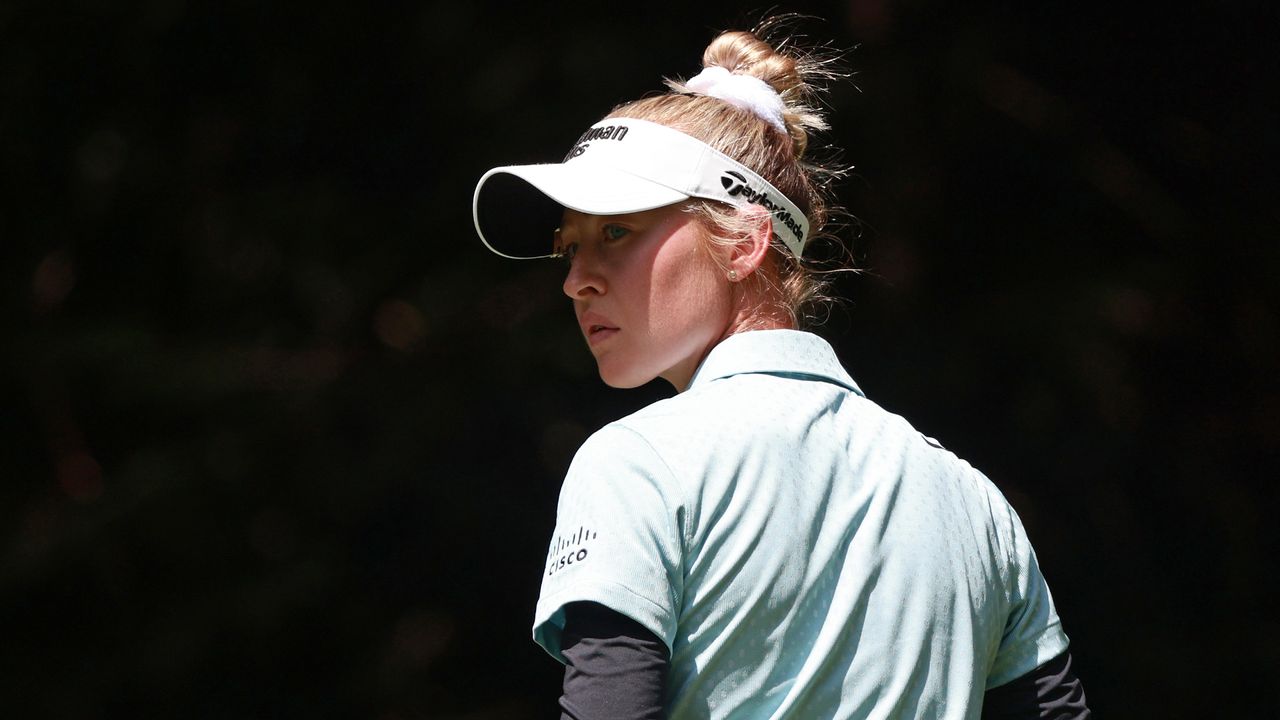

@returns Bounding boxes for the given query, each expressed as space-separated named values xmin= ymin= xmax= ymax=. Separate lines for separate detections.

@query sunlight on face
xmin=558 ymin=204 xmax=734 ymax=390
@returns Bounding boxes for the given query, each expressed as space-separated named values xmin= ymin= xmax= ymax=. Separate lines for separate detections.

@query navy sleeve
xmin=558 ymin=601 xmax=668 ymax=720
xmin=982 ymin=651 xmax=1092 ymax=719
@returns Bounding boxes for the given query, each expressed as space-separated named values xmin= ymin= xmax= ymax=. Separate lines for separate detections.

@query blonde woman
xmin=473 ymin=20 xmax=1090 ymax=720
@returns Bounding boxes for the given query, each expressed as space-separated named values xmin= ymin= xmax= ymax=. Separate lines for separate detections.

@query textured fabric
xmin=559 ymin=602 xmax=668 ymax=720
xmin=684 ymin=66 xmax=788 ymax=132
xmin=982 ymin=651 xmax=1091 ymax=719
xmin=534 ymin=329 xmax=1071 ymax=719
xmin=559 ymin=606 xmax=1091 ymax=720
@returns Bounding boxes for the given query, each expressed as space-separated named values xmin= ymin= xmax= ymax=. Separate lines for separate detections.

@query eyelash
xmin=554 ymin=224 xmax=630 ymax=263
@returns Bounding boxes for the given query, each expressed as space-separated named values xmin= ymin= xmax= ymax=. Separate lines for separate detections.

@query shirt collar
xmin=687 ymin=329 xmax=864 ymax=396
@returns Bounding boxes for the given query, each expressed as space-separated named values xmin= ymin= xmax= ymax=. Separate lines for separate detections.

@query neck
xmin=664 ymin=312 xmax=794 ymax=393
xmin=725 ymin=296 xmax=796 ymax=336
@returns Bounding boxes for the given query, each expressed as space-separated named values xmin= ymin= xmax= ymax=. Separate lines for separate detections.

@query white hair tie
xmin=685 ymin=66 xmax=787 ymax=134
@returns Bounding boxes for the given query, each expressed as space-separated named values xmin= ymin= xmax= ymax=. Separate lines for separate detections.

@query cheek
xmin=648 ymin=241 xmax=729 ymax=331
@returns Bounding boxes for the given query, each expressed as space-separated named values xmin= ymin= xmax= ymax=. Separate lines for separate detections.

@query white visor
xmin=472 ymin=118 xmax=811 ymax=259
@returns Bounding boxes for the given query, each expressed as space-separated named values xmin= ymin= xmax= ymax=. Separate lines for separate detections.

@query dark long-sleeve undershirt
xmin=557 ymin=601 xmax=1091 ymax=720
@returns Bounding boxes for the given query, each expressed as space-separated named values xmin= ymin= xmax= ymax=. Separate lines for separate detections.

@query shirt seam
xmin=538 ymin=578 xmax=679 ymax=655
xmin=605 ymin=422 xmax=694 ymax=558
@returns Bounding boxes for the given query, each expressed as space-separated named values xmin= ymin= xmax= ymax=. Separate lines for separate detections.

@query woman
xmin=472 ymin=21 xmax=1090 ymax=720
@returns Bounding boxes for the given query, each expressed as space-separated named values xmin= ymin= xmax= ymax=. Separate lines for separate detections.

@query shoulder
xmin=565 ymin=408 xmax=686 ymax=492
xmin=564 ymin=386 xmax=741 ymax=486
xmin=555 ymin=411 xmax=692 ymax=535
xmin=615 ymin=379 xmax=767 ymax=447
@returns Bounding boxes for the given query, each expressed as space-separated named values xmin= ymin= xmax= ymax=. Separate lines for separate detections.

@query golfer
xmin=472 ymin=20 xmax=1090 ymax=720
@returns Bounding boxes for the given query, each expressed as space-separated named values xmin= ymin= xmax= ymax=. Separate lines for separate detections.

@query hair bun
xmin=684 ymin=22 xmax=841 ymax=159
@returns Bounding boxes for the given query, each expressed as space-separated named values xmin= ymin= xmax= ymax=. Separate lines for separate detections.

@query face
xmin=557 ymin=204 xmax=734 ymax=390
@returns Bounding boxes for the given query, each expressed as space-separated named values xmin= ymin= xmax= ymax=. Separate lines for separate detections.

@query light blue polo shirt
xmin=534 ymin=329 xmax=1069 ymax=719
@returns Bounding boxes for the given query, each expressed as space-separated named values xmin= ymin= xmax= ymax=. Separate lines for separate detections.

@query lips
xmin=579 ymin=311 xmax=619 ymax=346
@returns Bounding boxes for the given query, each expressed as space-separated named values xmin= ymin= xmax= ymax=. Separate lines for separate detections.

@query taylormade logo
xmin=720 ymin=171 xmax=806 ymax=245
xmin=563 ymin=125 xmax=629 ymax=161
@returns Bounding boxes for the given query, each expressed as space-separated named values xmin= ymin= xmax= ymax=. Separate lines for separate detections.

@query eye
xmin=552 ymin=229 xmax=578 ymax=263
xmin=556 ymin=242 xmax=579 ymax=263
xmin=602 ymin=223 xmax=630 ymax=242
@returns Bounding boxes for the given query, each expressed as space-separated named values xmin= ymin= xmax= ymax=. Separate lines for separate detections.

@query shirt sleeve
xmin=533 ymin=424 xmax=686 ymax=662
xmin=986 ymin=498 xmax=1072 ymax=689
xmin=981 ymin=650 xmax=1091 ymax=719
xmin=558 ymin=601 xmax=669 ymax=720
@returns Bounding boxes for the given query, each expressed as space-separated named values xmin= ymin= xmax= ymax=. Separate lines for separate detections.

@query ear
xmin=727 ymin=204 xmax=773 ymax=281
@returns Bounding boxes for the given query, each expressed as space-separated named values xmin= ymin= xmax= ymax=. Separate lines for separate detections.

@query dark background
xmin=3 ymin=1 xmax=1276 ymax=717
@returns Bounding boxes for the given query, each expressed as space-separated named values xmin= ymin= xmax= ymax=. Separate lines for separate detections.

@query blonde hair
xmin=604 ymin=17 xmax=850 ymax=328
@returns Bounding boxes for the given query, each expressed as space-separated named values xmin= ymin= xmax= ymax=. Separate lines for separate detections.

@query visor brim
xmin=473 ymin=163 xmax=690 ymax=259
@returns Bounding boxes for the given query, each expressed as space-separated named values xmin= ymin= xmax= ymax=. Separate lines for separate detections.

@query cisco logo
xmin=546 ymin=526 xmax=598 ymax=577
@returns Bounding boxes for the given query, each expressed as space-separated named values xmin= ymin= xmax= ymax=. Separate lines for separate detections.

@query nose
xmin=562 ymin=243 xmax=605 ymax=300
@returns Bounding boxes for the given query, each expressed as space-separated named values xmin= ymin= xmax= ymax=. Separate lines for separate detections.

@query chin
xmin=596 ymin=362 xmax=654 ymax=389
